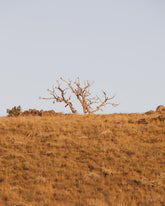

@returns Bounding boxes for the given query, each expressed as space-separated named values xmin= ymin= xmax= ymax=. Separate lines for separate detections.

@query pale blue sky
xmin=0 ymin=0 xmax=165 ymax=116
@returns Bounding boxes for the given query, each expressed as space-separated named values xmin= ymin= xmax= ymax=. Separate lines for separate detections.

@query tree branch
xmin=40 ymin=81 xmax=77 ymax=113
xmin=89 ymin=91 xmax=118 ymax=114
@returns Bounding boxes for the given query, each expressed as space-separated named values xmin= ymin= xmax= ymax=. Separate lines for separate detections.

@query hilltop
xmin=0 ymin=106 xmax=165 ymax=206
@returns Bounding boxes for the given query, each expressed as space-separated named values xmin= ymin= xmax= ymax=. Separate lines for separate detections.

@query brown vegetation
xmin=0 ymin=107 xmax=165 ymax=205
xmin=7 ymin=109 xmax=56 ymax=117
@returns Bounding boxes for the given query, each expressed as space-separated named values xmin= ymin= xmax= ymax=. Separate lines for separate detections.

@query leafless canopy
xmin=40 ymin=78 xmax=118 ymax=114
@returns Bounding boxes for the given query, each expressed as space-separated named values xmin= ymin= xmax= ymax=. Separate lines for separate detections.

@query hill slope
xmin=0 ymin=111 xmax=165 ymax=206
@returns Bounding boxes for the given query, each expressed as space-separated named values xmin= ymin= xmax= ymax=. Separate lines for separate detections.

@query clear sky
xmin=0 ymin=0 xmax=165 ymax=116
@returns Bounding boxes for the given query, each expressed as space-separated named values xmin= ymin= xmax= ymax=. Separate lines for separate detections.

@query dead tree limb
xmin=40 ymin=80 xmax=77 ymax=113
xmin=90 ymin=91 xmax=118 ymax=114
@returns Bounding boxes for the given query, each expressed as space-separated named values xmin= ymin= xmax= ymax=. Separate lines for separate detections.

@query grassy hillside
xmin=0 ymin=111 xmax=165 ymax=206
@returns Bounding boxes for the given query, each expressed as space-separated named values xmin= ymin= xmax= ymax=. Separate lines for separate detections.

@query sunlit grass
xmin=0 ymin=111 xmax=165 ymax=205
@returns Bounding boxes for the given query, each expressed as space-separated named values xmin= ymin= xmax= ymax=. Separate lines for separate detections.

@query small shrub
xmin=6 ymin=105 xmax=22 ymax=116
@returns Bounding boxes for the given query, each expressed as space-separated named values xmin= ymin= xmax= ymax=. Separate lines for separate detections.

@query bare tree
xmin=40 ymin=78 xmax=118 ymax=114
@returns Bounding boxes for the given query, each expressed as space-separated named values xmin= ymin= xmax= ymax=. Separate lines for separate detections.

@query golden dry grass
xmin=0 ymin=112 xmax=165 ymax=206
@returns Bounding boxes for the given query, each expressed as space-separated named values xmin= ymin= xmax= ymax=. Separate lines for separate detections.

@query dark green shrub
xmin=6 ymin=105 xmax=22 ymax=116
